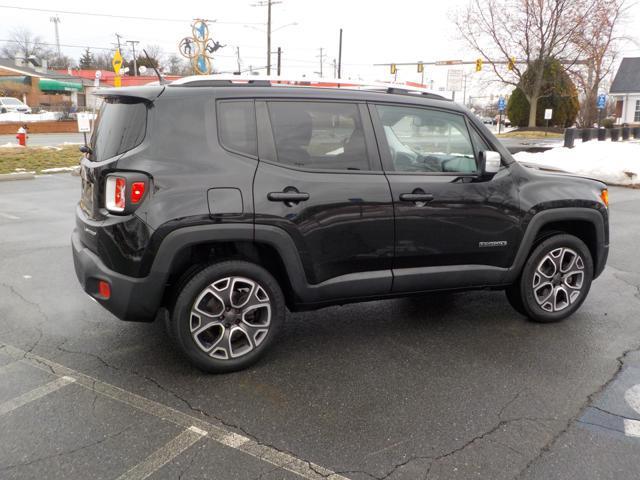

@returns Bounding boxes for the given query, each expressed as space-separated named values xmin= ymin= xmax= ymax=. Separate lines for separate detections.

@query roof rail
xmin=169 ymin=74 xmax=449 ymax=100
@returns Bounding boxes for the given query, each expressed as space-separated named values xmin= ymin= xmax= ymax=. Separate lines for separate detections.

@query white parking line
xmin=116 ymin=426 xmax=207 ymax=480
xmin=624 ymin=419 xmax=640 ymax=437
xmin=0 ymin=375 xmax=75 ymax=417
xmin=0 ymin=344 xmax=350 ymax=480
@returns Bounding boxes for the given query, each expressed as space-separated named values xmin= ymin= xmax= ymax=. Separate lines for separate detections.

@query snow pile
xmin=0 ymin=112 xmax=63 ymax=123
xmin=0 ymin=142 xmax=24 ymax=148
xmin=41 ymin=166 xmax=79 ymax=173
xmin=514 ymin=141 xmax=640 ymax=186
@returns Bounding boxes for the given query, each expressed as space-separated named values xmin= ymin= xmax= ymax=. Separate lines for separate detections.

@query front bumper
xmin=71 ymin=230 xmax=164 ymax=322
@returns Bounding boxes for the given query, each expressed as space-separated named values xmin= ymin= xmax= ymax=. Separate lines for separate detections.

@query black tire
xmin=508 ymin=234 xmax=593 ymax=323
xmin=171 ymin=260 xmax=285 ymax=373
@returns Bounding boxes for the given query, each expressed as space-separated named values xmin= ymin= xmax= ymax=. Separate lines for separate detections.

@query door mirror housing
xmin=479 ymin=151 xmax=501 ymax=177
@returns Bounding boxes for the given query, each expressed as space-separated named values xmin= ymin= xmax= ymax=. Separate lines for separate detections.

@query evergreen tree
xmin=79 ymin=48 xmax=94 ymax=69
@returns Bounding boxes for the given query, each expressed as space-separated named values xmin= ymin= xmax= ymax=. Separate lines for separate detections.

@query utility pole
xmin=126 ymin=40 xmax=140 ymax=76
xmin=50 ymin=16 xmax=61 ymax=58
xmin=277 ymin=47 xmax=282 ymax=76
xmin=333 ymin=58 xmax=337 ymax=78
xmin=337 ymin=28 xmax=343 ymax=79
xmin=235 ymin=46 xmax=242 ymax=74
xmin=317 ymin=48 xmax=324 ymax=78
xmin=115 ymin=33 xmax=123 ymax=50
xmin=252 ymin=0 xmax=282 ymax=76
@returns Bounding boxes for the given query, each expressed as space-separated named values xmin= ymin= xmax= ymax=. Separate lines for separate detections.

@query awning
xmin=39 ymin=78 xmax=83 ymax=92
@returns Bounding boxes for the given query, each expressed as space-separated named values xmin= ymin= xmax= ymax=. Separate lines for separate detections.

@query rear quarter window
xmin=90 ymin=99 xmax=147 ymax=161
xmin=217 ymin=100 xmax=257 ymax=157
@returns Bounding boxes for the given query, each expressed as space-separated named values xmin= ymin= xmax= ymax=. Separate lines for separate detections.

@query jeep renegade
xmin=72 ymin=78 xmax=609 ymax=373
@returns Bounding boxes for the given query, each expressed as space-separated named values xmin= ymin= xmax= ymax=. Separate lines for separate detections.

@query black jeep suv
xmin=72 ymin=78 xmax=609 ymax=372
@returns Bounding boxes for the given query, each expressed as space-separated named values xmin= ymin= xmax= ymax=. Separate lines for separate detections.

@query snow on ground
xmin=0 ymin=143 xmax=24 ymax=148
xmin=40 ymin=166 xmax=79 ymax=173
xmin=0 ymin=112 xmax=63 ymax=123
xmin=514 ymin=141 xmax=640 ymax=186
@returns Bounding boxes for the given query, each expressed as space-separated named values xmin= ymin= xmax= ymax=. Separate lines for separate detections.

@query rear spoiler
xmin=95 ymin=85 xmax=165 ymax=102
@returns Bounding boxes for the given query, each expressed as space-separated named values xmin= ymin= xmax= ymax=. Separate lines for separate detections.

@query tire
xmin=171 ymin=260 xmax=285 ymax=373
xmin=507 ymin=234 xmax=593 ymax=323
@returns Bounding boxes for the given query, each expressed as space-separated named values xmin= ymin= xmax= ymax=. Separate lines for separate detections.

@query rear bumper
xmin=71 ymin=229 xmax=164 ymax=322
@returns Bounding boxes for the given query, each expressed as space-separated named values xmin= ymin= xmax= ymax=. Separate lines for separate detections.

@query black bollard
xmin=633 ymin=126 xmax=640 ymax=139
xmin=581 ymin=128 xmax=592 ymax=142
xmin=611 ymin=128 xmax=620 ymax=141
xmin=622 ymin=126 xmax=630 ymax=141
xmin=564 ymin=128 xmax=576 ymax=148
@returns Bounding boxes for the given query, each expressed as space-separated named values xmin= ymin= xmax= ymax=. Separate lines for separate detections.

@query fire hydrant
xmin=16 ymin=125 xmax=28 ymax=147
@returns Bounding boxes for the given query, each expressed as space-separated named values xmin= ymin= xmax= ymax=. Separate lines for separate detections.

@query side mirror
xmin=479 ymin=150 xmax=501 ymax=177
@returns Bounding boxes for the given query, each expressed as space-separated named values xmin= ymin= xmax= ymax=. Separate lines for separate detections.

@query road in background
xmin=1 ymin=176 xmax=639 ymax=479
xmin=0 ymin=133 xmax=84 ymax=147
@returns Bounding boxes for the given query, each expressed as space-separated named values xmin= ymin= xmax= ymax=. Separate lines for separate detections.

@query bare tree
xmin=571 ymin=0 xmax=628 ymax=126
xmin=455 ymin=0 xmax=595 ymax=127
xmin=1 ymin=28 xmax=53 ymax=62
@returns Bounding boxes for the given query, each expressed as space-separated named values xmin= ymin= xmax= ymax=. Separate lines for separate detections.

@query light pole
xmin=251 ymin=0 xmax=282 ymax=75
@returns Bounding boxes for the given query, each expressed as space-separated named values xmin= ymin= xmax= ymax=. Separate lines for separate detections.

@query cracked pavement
xmin=1 ymin=175 xmax=640 ymax=479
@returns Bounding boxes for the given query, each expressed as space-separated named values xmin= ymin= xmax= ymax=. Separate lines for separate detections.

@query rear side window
xmin=217 ymin=100 xmax=257 ymax=157
xmin=90 ymin=99 xmax=147 ymax=161
xmin=267 ymin=101 xmax=369 ymax=171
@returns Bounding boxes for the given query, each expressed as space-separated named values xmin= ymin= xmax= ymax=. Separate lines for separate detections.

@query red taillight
xmin=105 ymin=176 xmax=126 ymax=213
xmin=98 ymin=280 xmax=111 ymax=299
xmin=131 ymin=182 xmax=145 ymax=204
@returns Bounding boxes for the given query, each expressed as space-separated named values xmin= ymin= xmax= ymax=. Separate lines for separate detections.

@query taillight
xmin=131 ymin=182 xmax=146 ymax=204
xmin=105 ymin=174 xmax=148 ymax=214
xmin=105 ymin=176 xmax=126 ymax=213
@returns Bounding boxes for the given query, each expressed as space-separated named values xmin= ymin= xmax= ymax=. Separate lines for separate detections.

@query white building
xmin=610 ymin=57 xmax=640 ymax=125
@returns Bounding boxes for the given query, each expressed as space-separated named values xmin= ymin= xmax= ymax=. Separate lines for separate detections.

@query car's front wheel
xmin=506 ymin=234 xmax=593 ymax=323
xmin=171 ymin=260 xmax=285 ymax=373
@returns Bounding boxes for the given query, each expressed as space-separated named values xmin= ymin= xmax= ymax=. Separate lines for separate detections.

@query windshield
xmin=89 ymin=98 xmax=147 ymax=161
xmin=1 ymin=98 xmax=23 ymax=105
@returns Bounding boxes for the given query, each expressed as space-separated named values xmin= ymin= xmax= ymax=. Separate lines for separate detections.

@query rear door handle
xmin=267 ymin=190 xmax=310 ymax=205
xmin=399 ymin=193 xmax=434 ymax=203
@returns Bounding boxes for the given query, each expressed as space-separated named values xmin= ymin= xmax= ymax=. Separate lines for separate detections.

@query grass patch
xmin=496 ymin=130 xmax=563 ymax=139
xmin=0 ymin=146 xmax=81 ymax=174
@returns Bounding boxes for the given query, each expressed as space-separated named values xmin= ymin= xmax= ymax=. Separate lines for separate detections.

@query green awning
xmin=39 ymin=78 xmax=83 ymax=92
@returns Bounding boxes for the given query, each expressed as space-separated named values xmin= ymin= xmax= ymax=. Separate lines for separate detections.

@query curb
xmin=0 ymin=172 xmax=35 ymax=182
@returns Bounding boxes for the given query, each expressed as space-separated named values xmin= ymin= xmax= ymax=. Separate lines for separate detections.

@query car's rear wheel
xmin=171 ymin=260 xmax=284 ymax=373
xmin=506 ymin=234 xmax=593 ymax=323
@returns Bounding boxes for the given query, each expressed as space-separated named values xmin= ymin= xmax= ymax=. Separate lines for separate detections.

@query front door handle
xmin=267 ymin=188 xmax=310 ymax=206
xmin=399 ymin=190 xmax=434 ymax=205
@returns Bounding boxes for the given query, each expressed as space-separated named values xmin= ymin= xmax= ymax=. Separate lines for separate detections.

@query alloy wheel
xmin=190 ymin=276 xmax=271 ymax=360
xmin=532 ymin=247 xmax=585 ymax=313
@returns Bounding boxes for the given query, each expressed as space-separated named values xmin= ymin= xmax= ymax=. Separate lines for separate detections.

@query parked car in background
xmin=0 ymin=97 xmax=32 ymax=114
xmin=494 ymin=115 xmax=512 ymax=127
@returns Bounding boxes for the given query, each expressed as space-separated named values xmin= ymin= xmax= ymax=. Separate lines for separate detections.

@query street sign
xmin=77 ymin=112 xmax=91 ymax=133
xmin=498 ymin=97 xmax=506 ymax=112
xmin=597 ymin=93 xmax=607 ymax=110
xmin=544 ymin=108 xmax=553 ymax=120
xmin=446 ymin=69 xmax=463 ymax=91
xmin=112 ymin=49 xmax=123 ymax=74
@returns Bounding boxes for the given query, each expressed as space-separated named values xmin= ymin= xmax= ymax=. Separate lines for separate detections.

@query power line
xmin=0 ymin=5 xmax=264 ymax=25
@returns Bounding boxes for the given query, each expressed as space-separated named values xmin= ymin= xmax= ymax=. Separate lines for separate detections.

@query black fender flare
xmin=504 ymin=207 xmax=608 ymax=283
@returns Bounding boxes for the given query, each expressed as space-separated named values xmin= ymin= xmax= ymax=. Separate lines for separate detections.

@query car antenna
xmin=143 ymin=49 xmax=168 ymax=85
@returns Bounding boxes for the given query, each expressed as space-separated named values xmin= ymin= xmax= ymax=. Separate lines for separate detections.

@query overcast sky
xmin=1 ymin=0 xmax=639 ymax=102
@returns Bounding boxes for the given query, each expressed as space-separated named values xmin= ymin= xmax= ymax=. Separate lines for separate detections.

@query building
xmin=0 ymin=58 xmax=89 ymax=109
xmin=610 ymin=57 xmax=640 ymax=125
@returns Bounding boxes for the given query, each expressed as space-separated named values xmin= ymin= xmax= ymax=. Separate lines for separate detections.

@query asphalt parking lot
xmin=1 ymin=174 xmax=640 ymax=480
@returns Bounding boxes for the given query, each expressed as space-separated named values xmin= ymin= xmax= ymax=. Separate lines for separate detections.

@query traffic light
xmin=390 ymin=64 xmax=397 ymax=75
xmin=508 ymin=57 xmax=515 ymax=71
xmin=475 ymin=58 xmax=483 ymax=72
xmin=417 ymin=62 xmax=424 ymax=73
